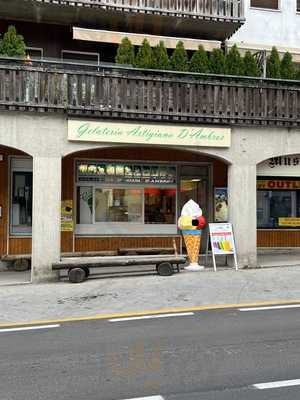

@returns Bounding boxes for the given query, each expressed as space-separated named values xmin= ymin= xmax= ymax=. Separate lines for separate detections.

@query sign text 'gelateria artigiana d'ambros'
xmin=68 ymin=120 xmax=231 ymax=148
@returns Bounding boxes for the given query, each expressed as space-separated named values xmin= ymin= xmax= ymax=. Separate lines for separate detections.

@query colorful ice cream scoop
xmin=194 ymin=215 xmax=206 ymax=230
xmin=178 ymin=215 xmax=195 ymax=230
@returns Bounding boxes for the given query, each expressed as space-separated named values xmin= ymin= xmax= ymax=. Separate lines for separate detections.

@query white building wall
xmin=2 ymin=111 xmax=300 ymax=277
xmin=228 ymin=0 xmax=300 ymax=58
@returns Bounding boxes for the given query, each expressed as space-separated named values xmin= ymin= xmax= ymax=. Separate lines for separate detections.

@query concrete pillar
xmin=31 ymin=156 xmax=61 ymax=283
xmin=228 ymin=163 xmax=257 ymax=268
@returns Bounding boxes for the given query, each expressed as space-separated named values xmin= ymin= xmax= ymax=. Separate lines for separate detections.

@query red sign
xmin=257 ymin=180 xmax=300 ymax=190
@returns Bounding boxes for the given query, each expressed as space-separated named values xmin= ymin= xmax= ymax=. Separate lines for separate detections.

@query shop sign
xmin=257 ymin=180 xmax=300 ymax=190
xmin=77 ymin=161 xmax=177 ymax=184
xmin=61 ymin=200 xmax=73 ymax=232
xmin=278 ymin=218 xmax=300 ymax=227
xmin=208 ymin=223 xmax=238 ymax=271
xmin=68 ymin=120 xmax=231 ymax=148
xmin=257 ymin=156 xmax=300 ymax=177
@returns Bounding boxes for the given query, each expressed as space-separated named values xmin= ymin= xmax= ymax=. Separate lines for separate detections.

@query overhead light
xmin=191 ymin=179 xmax=201 ymax=182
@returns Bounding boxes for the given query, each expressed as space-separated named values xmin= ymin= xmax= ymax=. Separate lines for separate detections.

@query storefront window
xmin=144 ymin=188 xmax=176 ymax=224
xmin=257 ymin=178 xmax=300 ymax=228
xmin=76 ymin=186 xmax=93 ymax=224
xmin=75 ymin=161 xmax=178 ymax=234
xmin=95 ymin=188 xmax=143 ymax=223
xmin=11 ymin=171 xmax=32 ymax=234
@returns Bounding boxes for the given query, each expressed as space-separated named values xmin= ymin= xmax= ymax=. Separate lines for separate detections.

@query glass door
xmin=11 ymin=171 xmax=32 ymax=235
xmin=179 ymin=165 xmax=210 ymax=253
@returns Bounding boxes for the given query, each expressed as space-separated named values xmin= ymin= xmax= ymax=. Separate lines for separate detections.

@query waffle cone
xmin=183 ymin=234 xmax=201 ymax=264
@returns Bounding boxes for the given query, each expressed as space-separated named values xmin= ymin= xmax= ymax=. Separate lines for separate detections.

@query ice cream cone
xmin=183 ymin=234 xmax=201 ymax=264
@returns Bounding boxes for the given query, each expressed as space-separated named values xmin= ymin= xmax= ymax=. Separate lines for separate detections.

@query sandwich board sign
xmin=208 ymin=223 xmax=238 ymax=271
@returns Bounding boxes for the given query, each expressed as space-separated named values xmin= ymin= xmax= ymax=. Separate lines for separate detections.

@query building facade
xmin=0 ymin=0 xmax=300 ymax=282
xmin=229 ymin=0 xmax=300 ymax=61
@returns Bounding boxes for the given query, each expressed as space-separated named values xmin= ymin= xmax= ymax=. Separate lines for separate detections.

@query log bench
xmin=52 ymin=254 xmax=187 ymax=283
xmin=118 ymin=247 xmax=175 ymax=255
xmin=1 ymin=251 xmax=118 ymax=271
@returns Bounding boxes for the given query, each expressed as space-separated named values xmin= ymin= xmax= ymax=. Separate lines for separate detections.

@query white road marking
xmin=122 ymin=396 xmax=164 ymax=400
xmin=109 ymin=312 xmax=194 ymax=322
xmin=254 ymin=379 xmax=300 ymax=389
xmin=0 ymin=324 xmax=60 ymax=333
xmin=239 ymin=304 xmax=300 ymax=312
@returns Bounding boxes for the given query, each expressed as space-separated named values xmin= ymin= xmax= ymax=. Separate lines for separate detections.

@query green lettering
xmin=77 ymin=123 xmax=90 ymax=137
xmin=178 ymin=129 xmax=189 ymax=139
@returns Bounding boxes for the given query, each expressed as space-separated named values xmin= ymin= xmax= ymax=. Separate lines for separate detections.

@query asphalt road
xmin=1 ymin=304 xmax=300 ymax=400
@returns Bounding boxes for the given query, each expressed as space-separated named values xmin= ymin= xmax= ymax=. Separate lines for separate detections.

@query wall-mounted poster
xmin=61 ymin=200 xmax=73 ymax=232
xmin=214 ymin=187 xmax=228 ymax=222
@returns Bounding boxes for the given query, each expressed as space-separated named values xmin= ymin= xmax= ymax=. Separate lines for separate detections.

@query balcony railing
xmin=0 ymin=59 xmax=299 ymax=128
xmin=30 ymin=0 xmax=244 ymax=21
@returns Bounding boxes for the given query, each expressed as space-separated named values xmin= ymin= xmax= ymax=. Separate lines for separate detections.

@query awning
xmin=226 ymin=41 xmax=300 ymax=62
xmin=73 ymin=27 xmax=221 ymax=52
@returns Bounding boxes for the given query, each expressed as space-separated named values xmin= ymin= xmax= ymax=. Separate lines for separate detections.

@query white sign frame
xmin=68 ymin=119 xmax=231 ymax=148
xmin=208 ymin=223 xmax=238 ymax=272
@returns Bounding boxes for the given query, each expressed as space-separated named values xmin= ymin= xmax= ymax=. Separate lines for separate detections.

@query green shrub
xmin=280 ymin=52 xmax=295 ymax=79
xmin=295 ymin=68 xmax=300 ymax=81
xmin=0 ymin=25 xmax=26 ymax=57
xmin=266 ymin=47 xmax=281 ymax=78
xmin=225 ymin=44 xmax=244 ymax=76
xmin=152 ymin=41 xmax=170 ymax=70
xmin=243 ymin=51 xmax=260 ymax=77
xmin=135 ymin=38 xmax=154 ymax=69
xmin=189 ymin=45 xmax=210 ymax=73
xmin=115 ymin=37 xmax=135 ymax=65
xmin=209 ymin=48 xmax=226 ymax=74
xmin=170 ymin=41 xmax=189 ymax=72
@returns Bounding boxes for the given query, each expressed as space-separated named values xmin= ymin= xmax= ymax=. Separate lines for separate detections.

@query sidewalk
xmin=1 ymin=250 xmax=300 ymax=286
xmin=1 ymin=265 xmax=300 ymax=324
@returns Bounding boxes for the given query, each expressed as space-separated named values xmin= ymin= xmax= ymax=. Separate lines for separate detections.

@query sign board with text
xmin=257 ymin=156 xmax=300 ymax=177
xmin=68 ymin=120 xmax=231 ymax=148
xmin=279 ymin=217 xmax=300 ymax=227
xmin=208 ymin=223 xmax=238 ymax=271
xmin=257 ymin=180 xmax=300 ymax=190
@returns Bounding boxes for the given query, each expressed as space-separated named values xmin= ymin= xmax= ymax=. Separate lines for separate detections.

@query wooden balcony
xmin=0 ymin=0 xmax=245 ymax=40
xmin=0 ymin=60 xmax=299 ymax=128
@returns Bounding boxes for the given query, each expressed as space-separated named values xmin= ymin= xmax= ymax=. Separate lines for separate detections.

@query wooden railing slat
xmin=0 ymin=65 xmax=299 ymax=127
xmin=28 ymin=0 xmax=244 ymax=18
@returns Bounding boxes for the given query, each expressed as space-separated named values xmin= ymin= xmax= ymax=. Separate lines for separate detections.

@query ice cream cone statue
xmin=178 ymin=200 xmax=206 ymax=271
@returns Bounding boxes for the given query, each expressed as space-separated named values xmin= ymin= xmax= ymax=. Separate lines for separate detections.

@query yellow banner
xmin=279 ymin=218 xmax=300 ymax=227
xmin=68 ymin=120 xmax=231 ymax=148
xmin=61 ymin=200 xmax=73 ymax=232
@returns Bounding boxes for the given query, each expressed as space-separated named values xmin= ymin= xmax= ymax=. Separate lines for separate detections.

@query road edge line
xmin=1 ymin=298 xmax=300 ymax=328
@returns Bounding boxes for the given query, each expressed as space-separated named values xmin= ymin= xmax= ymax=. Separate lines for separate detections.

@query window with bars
xmin=250 ymin=0 xmax=279 ymax=9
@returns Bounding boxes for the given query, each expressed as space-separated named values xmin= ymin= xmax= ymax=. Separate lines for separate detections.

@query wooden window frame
xmin=250 ymin=0 xmax=280 ymax=10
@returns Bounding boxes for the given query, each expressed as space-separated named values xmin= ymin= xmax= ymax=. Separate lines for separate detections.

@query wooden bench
xmin=1 ymin=254 xmax=31 ymax=271
xmin=52 ymin=254 xmax=187 ymax=283
xmin=118 ymin=247 xmax=175 ymax=256
xmin=1 ymin=251 xmax=118 ymax=271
